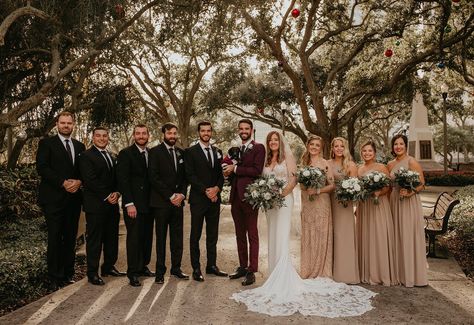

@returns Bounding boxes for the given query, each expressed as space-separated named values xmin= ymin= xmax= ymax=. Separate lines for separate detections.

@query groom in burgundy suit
xmin=223 ymin=119 xmax=265 ymax=286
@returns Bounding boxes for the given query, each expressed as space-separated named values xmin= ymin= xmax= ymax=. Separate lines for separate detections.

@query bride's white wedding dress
xmin=231 ymin=161 xmax=377 ymax=317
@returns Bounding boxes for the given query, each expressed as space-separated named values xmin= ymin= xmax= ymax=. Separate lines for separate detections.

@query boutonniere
xmin=247 ymin=143 xmax=254 ymax=151
xmin=176 ymin=150 xmax=182 ymax=158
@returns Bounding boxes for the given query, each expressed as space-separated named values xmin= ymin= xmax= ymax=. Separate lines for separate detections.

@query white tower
xmin=408 ymin=92 xmax=443 ymax=171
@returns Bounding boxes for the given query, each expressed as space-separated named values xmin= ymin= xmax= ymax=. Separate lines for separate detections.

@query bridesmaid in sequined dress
xmin=300 ymin=135 xmax=335 ymax=279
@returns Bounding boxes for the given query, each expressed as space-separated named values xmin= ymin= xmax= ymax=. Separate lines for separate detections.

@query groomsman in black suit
xmin=36 ymin=111 xmax=85 ymax=289
xmin=79 ymin=127 xmax=125 ymax=285
xmin=117 ymin=124 xmax=155 ymax=287
xmin=149 ymin=122 xmax=189 ymax=284
xmin=184 ymin=121 xmax=227 ymax=282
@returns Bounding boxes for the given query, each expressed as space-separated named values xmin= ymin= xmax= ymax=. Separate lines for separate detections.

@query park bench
xmin=424 ymin=191 xmax=460 ymax=258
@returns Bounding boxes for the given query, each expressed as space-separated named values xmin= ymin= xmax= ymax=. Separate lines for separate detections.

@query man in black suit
xmin=117 ymin=124 xmax=155 ymax=287
xmin=36 ymin=111 xmax=85 ymax=289
xmin=149 ymin=122 xmax=189 ymax=284
xmin=184 ymin=121 xmax=227 ymax=282
xmin=79 ymin=127 xmax=125 ymax=285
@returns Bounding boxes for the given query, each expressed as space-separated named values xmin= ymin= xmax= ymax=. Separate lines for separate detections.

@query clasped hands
xmin=170 ymin=193 xmax=185 ymax=207
xmin=399 ymin=188 xmax=415 ymax=198
xmin=206 ymin=186 xmax=220 ymax=203
xmin=63 ymin=179 xmax=81 ymax=193
xmin=107 ymin=192 xmax=121 ymax=205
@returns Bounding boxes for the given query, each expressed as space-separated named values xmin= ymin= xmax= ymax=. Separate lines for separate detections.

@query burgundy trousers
xmin=231 ymin=194 xmax=259 ymax=272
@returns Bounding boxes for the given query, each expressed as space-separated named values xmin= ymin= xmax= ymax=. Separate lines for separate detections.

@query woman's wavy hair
xmin=265 ymin=131 xmax=286 ymax=166
xmin=300 ymin=134 xmax=323 ymax=166
xmin=330 ymin=137 xmax=353 ymax=174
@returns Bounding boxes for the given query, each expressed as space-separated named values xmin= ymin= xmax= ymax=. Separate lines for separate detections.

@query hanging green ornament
xmin=444 ymin=25 xmax=452 ymax=33
xmin=395 ymin=40 xmax=401 ymax=46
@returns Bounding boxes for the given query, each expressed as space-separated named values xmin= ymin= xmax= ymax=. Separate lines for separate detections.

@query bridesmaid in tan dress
xmin=357 ymin=140 xmax=397 ymax=286
xmin=329 ymin=137 xmax=360 ymax=284
xmin=300 ymin=135 xmax=335 ymax=279
xmin=387 ymin=134 xmax=428 ymax=287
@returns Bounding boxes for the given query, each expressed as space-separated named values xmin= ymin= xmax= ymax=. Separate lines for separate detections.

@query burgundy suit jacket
xmin=230 ymin=140 xmax=265 ymax=202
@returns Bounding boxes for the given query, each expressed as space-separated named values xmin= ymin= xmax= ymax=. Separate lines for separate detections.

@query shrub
xmin=0 ymin=165 xmax=48 ymax=313
xmin=424 ymin=172 xmax=474 ymax=186
xmin=448 ymin=186 xmax=474 ymax=278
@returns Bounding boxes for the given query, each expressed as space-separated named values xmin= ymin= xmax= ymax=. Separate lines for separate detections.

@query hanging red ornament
xmin=258 ymin=107 xmax=264 ymax=114
xmin=384 ymin=49 xmax=393 ymax=57
xmin=291 ymin=9 xmax=300 ymax=18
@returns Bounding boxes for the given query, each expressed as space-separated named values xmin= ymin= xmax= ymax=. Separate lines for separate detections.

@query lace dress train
xmin=231 ymin=163 xmax=376 ymax=317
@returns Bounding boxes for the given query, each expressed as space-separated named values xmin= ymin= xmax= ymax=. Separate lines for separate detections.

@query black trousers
xmin=142 ymin=212 xmax=155 ymax=268
xmin=85 ymin=208 xmax=120 ymax=277
xmin=124 ymin=210 xmax=154 ymax=277
xmin=43 ymin=200 xmax=81 ymax=280
xmin=190 ymin=202 xmax=221 ymax=270
xmin=153 ymin=206 xmax=183 ymax=276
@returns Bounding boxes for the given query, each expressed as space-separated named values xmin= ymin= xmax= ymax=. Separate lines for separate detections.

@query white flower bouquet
xmin=335 ymin=177 xmax=364 ymax=207
xmin=360 ymin=171 xmax=390 ymax=205
xmin=393 ymin=167 xmax=422 ymax=200
xmin=295 ymin=166 xmax=327 ymax=201
xmin=243 ymin=174 xmax=286 ymax=211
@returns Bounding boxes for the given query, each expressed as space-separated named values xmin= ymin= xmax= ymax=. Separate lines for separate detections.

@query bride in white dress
xmin=231 ymin=131 xmax=376 ymax=317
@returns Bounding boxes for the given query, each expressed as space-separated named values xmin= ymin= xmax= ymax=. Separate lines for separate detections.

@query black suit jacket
xmin=36 ymin=135 xmax=85 ymax=206
xmin=184 ymin=143 xmax=224 ymax=205
xmin=148 ymin=143 xmax=187 ymax=208
xmin=79 ymin=146 xmax=119 ymax=214
xmin=116 ymin=144 xmax=150 ymax=213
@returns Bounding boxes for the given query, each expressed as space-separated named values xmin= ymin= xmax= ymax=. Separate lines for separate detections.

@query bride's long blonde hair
xmin=330 ymin=137 xmax=353 ymax=174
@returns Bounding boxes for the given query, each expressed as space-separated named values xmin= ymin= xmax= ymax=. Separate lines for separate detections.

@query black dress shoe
xmin=140 ymin=266 xmax=155 ymax=277
xmin=193 ymin=269 xmax=204 ymax=282
xmin=88 ymin=275 xmax=105 ymax=286
xmin=129 ymin=276 xmax=141 ymax=287
xmin=155 ymin=274 xmax=164 ymax=284
xmin=170 ymin=270 xmax=189 ymax=280
xmin=102 ymin=266 xmax=126 ymax=277
xmin=229 ymin=267 xmax=247 ymax=279
xmin=206 ymin=265 xmax=228 ymax=277
xmin=242 ymin=272 xmax=255 ymax=286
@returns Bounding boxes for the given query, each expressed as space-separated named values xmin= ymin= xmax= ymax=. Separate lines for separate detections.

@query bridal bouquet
xmin=360 ymin=171 xmax=390 ymax=205
xmin=244 ymin=174 xmax=286 ymax=211
xmin=335 ymin=177 xmax=364 ymax=207
xmin=295 ymin=166 xmax=327 ymax=201
xmin=393 ymin=167 xmax=422 ymax=200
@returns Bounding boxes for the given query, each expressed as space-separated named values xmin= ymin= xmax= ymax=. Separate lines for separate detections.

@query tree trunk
xmin=7 ymin=137 xmax=27 ymax=169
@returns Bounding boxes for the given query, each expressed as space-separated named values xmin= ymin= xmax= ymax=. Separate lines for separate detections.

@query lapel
xmin=195 ymin=143 xmax=213 ymax=169
xmin=71 ymin=139 xmax=82 ymax=163
xmin=241 ymin=140 xmax=254 ymax=158
xmin=91 ymin=145 xmax=111 ymax=172
xmin=131 ymin=144 xmax=147 ymax=170
xmin=53 ymin=135 xmax=74 ymax=167
xmin=160 ymin=142 xmax=176 ymax=175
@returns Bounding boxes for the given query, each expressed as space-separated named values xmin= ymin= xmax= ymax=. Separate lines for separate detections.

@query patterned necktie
xmin=65 ymin=139 xmax=73 ymax=164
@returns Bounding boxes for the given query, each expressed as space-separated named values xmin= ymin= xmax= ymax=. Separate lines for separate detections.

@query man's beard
xmin=199 ymin=135 xmax=210 ymax=144
xmin=163 ymin=138 xmax=176 ymax=146
xmin=58 ymin=129 xmax=72 ymax=137
xmin=239 ymin=133 xmax=250 ymax=141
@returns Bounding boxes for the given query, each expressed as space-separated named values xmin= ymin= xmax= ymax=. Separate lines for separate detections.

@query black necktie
xmin=141 ymin=151 xmax=148 ymax=167
xmin=169 ymin=148 xmax=176 ymax=170
xmin=65 ymin=139 xmax=73 ymax=164
xmin=240 ymin=145 xmax=246 ymax=157
xmin=101 ymin=150 xmax=113 ymax=170
xmin=205 ymin=147 xmax=213 ymax=167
